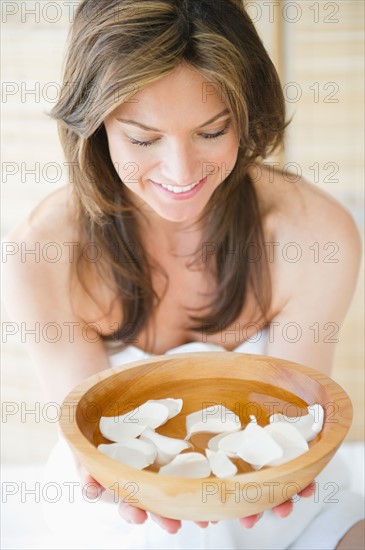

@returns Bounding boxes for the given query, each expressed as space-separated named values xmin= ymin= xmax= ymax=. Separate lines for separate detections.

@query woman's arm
xmin=2 ymin=217 xmax=111 ymax=406
xmin=3 ymin=211 xmax=113 ymax=498
xmin=2 ymin=220 xmax=217 ymax=532
xmin=265 ymin=178 xmax=362 ymax=375
xmin=236 ymin=178 xmax=362 ymax=531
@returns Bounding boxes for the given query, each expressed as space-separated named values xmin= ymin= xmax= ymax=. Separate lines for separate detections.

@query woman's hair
xmin=51 ymin=0 xmax=287 ymax=349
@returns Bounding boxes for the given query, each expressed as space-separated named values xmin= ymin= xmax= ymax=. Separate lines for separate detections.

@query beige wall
xmin=2 ymin=1 xmax=364 ymax=464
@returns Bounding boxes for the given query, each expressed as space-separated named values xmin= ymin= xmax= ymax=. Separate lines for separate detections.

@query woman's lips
xmin=151 ymin=177 xmax=207 ymax=200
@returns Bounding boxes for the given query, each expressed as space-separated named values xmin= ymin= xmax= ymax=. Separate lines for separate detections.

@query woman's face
xmin=104 ymin=64 xmax=240 ymax=225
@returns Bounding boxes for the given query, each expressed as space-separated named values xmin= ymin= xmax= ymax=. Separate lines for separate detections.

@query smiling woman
xmin=2 ymin=0 xmax=364 ymax=549
xmin=49 ymin=0 xmax=286 ymax=351
xmin=103 ymin=67 xmax=239 ymax=219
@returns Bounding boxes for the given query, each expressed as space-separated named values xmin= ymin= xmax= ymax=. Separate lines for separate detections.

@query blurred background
xmin=1 ymin=1 xmax=364 ymax=548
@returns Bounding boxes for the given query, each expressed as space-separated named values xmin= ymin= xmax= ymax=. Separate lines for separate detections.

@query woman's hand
xmin=118 ymin=502 xmax=218 ymax=534
xmin=72 ymin=453 xmax=106 ymax=500
xmin=73 ymin=456 xmax=212 ymax=533
xmin=239 ymin=482 xmax=317 ymax=528
xmin=73 ymin=448 xmax=316 ymax=535
xmin=119 ymin=481 xmax=316 ymax=534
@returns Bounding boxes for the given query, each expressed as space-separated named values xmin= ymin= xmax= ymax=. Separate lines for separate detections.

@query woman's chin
xmin=154 ymin=205 xmax=204 ymax=225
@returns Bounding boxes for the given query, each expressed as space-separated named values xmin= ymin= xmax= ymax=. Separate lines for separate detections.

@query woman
xmin=3 ymin=0 xmax=363 ymax=548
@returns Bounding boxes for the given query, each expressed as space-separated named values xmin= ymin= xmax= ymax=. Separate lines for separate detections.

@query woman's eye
xmin=202 ymin=125 xmax=229 ymax=140
xmin=129 ymin=138 xmax=155 ymax=147
xmin=128 ymin=124 xmax=230 ymax=147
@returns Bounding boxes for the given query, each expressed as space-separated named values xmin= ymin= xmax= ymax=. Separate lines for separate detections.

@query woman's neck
xmin=130 ymin=197 xmax=204 ymax=257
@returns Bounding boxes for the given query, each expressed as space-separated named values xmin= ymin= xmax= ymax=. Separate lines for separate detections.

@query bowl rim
xmin=60 ymin=352 xmax=353 ymax=487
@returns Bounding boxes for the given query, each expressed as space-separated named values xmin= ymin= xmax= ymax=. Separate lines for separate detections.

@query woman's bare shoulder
xmin=251 ymin=163 xmax=362 ymax=316
xmin=3 ymin=185 xmax=117 ymax=327
xmin=252 ymin=163 xmax=362 ymax=374
xmin=252 ymin=162 xmax=360 ymax=246
xmin=6 ymin=184 xmax=78 ymax=245
xmin=3 ymin=185 xmax=80 ymax=313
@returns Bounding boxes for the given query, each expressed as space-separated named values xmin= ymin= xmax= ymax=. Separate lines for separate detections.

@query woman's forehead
xmin=112 ymin=65 xmax=229 ymax=129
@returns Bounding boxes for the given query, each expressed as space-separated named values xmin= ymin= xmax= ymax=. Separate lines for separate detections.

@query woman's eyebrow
xmin=116 ymin=108 xmax=230 ymax=132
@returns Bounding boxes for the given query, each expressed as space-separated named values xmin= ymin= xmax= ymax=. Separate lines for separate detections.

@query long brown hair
xmin=51 ymin=0 xmax=288 ymax=349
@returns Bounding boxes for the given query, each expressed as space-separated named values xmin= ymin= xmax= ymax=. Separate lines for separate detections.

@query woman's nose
xmin=160 ymin=141 xmax=202 ymax=186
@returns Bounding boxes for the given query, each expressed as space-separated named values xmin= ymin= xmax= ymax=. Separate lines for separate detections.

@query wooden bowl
xmin=60 ymin=353 xmax=352 ymax=521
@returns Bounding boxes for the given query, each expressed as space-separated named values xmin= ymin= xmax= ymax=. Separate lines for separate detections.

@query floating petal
xmin=308 ymin=404 xmax=324 ymax=435
xmin=140 ymin=427 xmax=191 ymax=466
xmin=207 ymin=432 xmax=237 ymax=457
xmin=159 ymin=452 xmax=211 ymax=478
xmin=185 ymin=405 xmax=241 ymax=440
xmin=98 ymin=439 xmax=157 ymax=469
xmin=100 ymin=402 xmax=169 ymax=443
xmin=205 ymin=449 xmax=237 ymax=478
xmin=219 ymin=422 xmax=283 ymax=469
xmin=264 ymin=422 xmax=309 ymax=466
xmin=146 ymin=398 xmax=183 ymax=420
xmin=270 ymin=403 xmax=324 ymax=442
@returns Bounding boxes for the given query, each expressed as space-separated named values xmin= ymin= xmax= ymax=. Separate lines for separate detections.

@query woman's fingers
xmin=119 ymin=506 xmax=217 ymax=533
xmin=149 ymin=516 xmax=217 ymax=532
xmin=194 ymin=521 xmax=209 ymax=528
xmin=72 ymin=453 xmax=106 ymax=499
xmin=79 ymin=469 xmax=105 ymax=499
xmin=239 ymin=500 xmax=294 ymax=528
xmin=119 ymin=501 xmax=148 ymax=524
xmin=238 ymin=480 xmax=317 ymax=529
xmin=239 ymin=513 xmax=263 ymax=528
xmin=272 ymin=481 xmax=316 ymax=518
xmin=272 ymin=498 xmax=294 ymax=518
xmin=239 ymin=500 xmax=293 ymax=528
xmin=150 ymin=513 xmax=181 ymax=534
xmin=298 ymin=481 xmax=316 ymax=498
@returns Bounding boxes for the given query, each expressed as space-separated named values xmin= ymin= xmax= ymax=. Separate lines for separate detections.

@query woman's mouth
xmin=150 ymin=177 xmax=207 ymax=199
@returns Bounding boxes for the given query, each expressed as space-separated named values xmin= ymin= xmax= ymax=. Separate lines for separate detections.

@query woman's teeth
xmin=159 ymin=180 xmax=201 ymax=194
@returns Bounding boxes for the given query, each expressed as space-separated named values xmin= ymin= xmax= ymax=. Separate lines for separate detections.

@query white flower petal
xmin=100 ymin=403 xmax=169 ymax=443
xmin=217 ymin=431 xmax=245 ymax=455
xmin=98 ymin=439 xmax=157 ymax=469
xmin=270 ymin=403 xmax=324 ymax=442
xmin=185 ymin=405 xmax=241 ymax=440
xmin=216 ymin=417 xmax=258 ymax=455
xmin=99 ymin=398 xmax=324 ymax=478
xmin=205 ymin=449 xmax=237 ymax=478
xmin=308 ymin=404 xmax=324 ymax=435
xmin=269 ymin=412 xmax=314 ymax=441
xmin=207 ymin=432 xmax=237 ymax=457
xmin=146 ymin=398 xmax=183 ymax=420
xmin=159 ymin=452 xmax=211 ymax=478
xmin=139 ymin=427 xmax=191 ymax=466
xmin=264 ymin=422 xmax=309 ymax=466
xmin=219 ymin=423 xmax=283 ymax=469
xmin=99 ymin=418 xmax=147 ymax=442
